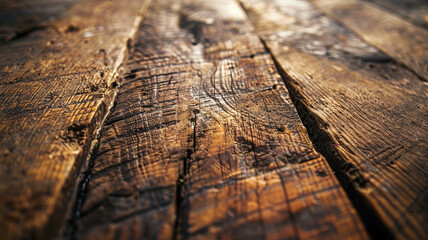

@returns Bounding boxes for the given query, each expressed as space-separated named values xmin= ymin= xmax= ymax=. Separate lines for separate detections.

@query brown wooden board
xmin=311 ymin=0 xmax=428 ymax=81
xmin=74 ymin=0 xmax=368 ymax=239
xmin=239 ymin=0 xmax=428 ymax=239
xmin=368 ymin=0 xmax=428 ymax=28
xmin=0 ymin=0 xmax=151 ymax=239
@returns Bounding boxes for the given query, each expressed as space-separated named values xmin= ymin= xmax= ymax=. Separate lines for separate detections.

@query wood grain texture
xmin=74 ymin=0 xmax=368 ymax=239
xmin=239 ymin=0 xmax=428 ymax=239
xmin=311 ymin=0 xmax=428 ymax=81
xmin=368 ymin=0 xmax=428 ymax=28
xmin=0 ymin=0 xmax=151 ymax=239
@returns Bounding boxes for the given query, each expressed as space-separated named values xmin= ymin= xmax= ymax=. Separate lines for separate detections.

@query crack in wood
xmin=173 ymin=108 xmax=199 ymax=240
xmin=69 ymin=1 xmax=368 ymax=239
xmin=263 ymin=40 xmax=394 ymax=239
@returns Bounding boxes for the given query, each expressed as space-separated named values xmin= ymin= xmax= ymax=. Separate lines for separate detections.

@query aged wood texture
xmin=74 ymin=0 xmax=368 ymax=239
xmin=311 ymin=0 xmax=428 ymax=81
xmin=368 ymin=0 xmax=428 ymax=28
xmin=240 ymin=0 xmax=428 ymax=239
xmin=0 ymin=0 xmax=151 ymax=239
xmin=0 ymin=0 xmax=76 ymax=42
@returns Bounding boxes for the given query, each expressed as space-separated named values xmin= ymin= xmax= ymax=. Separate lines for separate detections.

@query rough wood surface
xmin=74 ymin=0 xmax=368 ymax=239
xmin=310 ymin=0 xmax=428 ymax=81
xmin=368 ymin=0 xmax=428 ymax=28
xmin=240 ymin=0 xmax=428 ymax=239
xmin=0 ymin=0 xmax=151 ymax=239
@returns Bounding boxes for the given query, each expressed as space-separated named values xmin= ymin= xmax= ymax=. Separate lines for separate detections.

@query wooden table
xmin=0 ymin=0 xmax=426 ymax=239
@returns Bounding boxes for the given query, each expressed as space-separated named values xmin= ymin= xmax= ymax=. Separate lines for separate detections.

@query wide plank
xmin=74 ymin=0 xmax=368 ymax=239
xmin=0 ymin=0 xmax=151 ymax=239
xmin=239 ymin=0 xmax=428 ymax=239
xmin=311 ymin=0 xmax=428 ymax=81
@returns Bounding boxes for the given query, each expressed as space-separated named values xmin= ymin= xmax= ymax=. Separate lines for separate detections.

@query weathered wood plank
xmin=310 ymin=0 xmax=428 ymax=81
xmin=0 ymin=0 xmax=151 ymax=239
xmin=368 ymin=0 xmax=428 ymax=28
xmin=75 ymin=0 xmax=368 ymax=239
xmin=239 ymin=0 xmax=428 ymax=239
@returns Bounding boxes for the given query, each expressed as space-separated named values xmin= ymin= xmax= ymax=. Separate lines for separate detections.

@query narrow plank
xmin=0 ymin=0 xmax=151 ymax=239
xmin=310 ymin=0 xmax=428 ymax=81
xmin=75 ymin=0 xmax=368 ymax=239
xmin=0 ymin=0 xmax=76 ymax=42
xmin=239 ymin=0 xmax=428 ymax=239
xmin=368 ymin=0 xmax=428 ymax=28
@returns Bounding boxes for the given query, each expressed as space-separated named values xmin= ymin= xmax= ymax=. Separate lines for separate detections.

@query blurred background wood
xmin=312 ymin=0 xmax=428 ymax=81
xmin=368 ymin=0 xmax=428 ymax=28
xmin=0 ymin=0 xmax=76 ymax=42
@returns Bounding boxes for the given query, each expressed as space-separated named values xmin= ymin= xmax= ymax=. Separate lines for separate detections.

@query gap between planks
xmin=239 ymin=0 xmax=428 ymax=239
xmin=0 ymin=0 xmax=152 ymax=239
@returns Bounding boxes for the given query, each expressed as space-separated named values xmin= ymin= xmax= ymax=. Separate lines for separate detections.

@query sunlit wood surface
xmin=0 ymin=0 xmax=426 ymax=239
